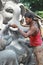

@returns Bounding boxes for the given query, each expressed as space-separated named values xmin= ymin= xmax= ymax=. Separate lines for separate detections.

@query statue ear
xmin=18 ymin=3 xmax=25 ymax=16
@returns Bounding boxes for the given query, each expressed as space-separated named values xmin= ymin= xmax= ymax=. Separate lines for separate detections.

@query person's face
xmin=25 ymin=17 xmax=32 ymax=25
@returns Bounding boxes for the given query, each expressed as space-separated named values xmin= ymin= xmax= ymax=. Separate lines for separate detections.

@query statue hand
xmin=9 ymin=24 xmax=18 ymax=28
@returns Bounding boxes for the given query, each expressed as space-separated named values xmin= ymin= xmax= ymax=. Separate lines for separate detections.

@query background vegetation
xmin=20 ymin=0 xmax=43 ymax=18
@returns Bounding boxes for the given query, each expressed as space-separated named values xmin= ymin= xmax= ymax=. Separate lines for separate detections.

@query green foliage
xmin=20 ymin=0 xmax=29 ymax=3
xmin=23 ymin=2 xmax=30 ymax=9
xmin=30 ymin=0 xmax=43 ymax=11
xmin=35 ymin=11 xmax=43 ymax=18
xmin=20 ymin=0 xmax=43 ymax=11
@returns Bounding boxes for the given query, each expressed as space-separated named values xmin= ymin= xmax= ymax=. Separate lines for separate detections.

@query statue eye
xmin=5 ymin=8 xmax=13 ymax=13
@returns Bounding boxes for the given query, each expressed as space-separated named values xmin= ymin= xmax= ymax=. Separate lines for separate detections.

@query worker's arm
xmin=18 ymin=26 xmax=37 ymax=38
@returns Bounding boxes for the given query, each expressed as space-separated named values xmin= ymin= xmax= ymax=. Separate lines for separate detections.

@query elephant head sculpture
xmin=0 ymin=1 xmax=38 ymax=65
xmin=1 ymin=0 xmax=29 ymax=32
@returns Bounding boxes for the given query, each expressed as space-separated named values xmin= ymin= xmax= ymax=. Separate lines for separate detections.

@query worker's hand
xmin=9 ymin=24 xmax=18 ymax=28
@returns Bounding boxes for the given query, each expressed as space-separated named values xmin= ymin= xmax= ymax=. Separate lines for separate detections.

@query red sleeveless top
xmin=30 ymin=31 xmax=42 ymax=46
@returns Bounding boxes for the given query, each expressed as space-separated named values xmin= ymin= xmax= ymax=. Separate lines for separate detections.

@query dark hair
xmin=24 ymin=12 xmax=41 ymax=31
xmin=24 ymin=12 xmax=34 ymax=20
